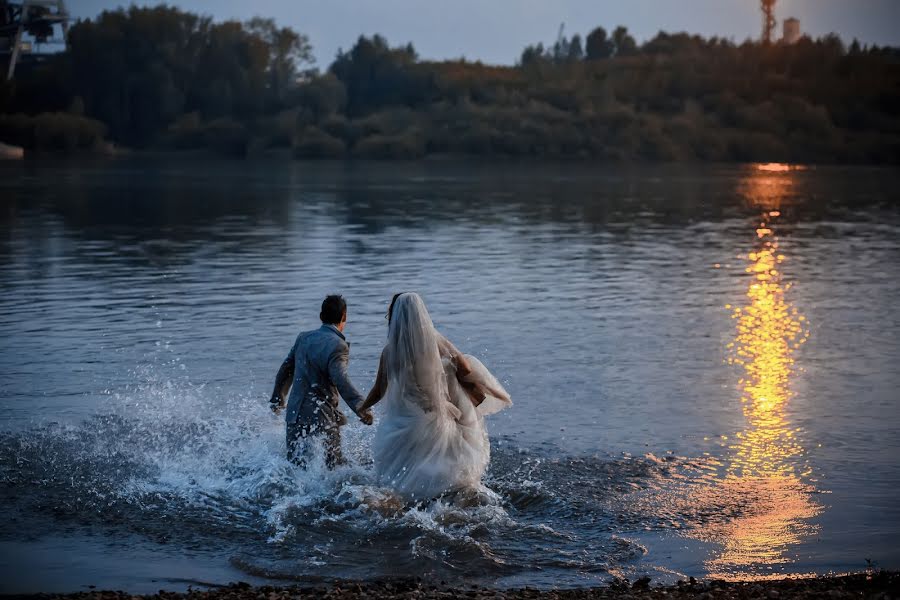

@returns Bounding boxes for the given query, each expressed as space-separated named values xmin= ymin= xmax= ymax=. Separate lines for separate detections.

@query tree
xmin=820 ymin=33 xmax=846 ymax=57
xmin=294 ymin=73 xmax=347 ymax=122
xmin=58 ymin=6 xmax=303 ymax=145
xmin=192 ymin=20 xmax=269 ymax=118
xmin=567 ymin=34 xmax=584 ymax=61
xmin=245 ymin=17 xmax=314 ymax=108
xmin=64 ymin=6 xmax=205 ymax=143
xmin=519 ymin=43 xmax=546 ymax=66
xmin=612 ymin=26 xmax=637 ymax=56
xmin=329 ymin=35 xmax=428 ymax=115
xmin=585 ymin=27 xmax=614 ymax=60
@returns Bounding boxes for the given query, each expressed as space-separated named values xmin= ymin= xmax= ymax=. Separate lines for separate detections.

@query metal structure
xmin=782 ymin=18 xmax=801 ymax=44
xmin=761 ymin=0 xmax=777 ymax=44
xmin=1 ymin=0 xmax=69 ymax=80
xmin=552 ymin=22 xmax=565 ymax=59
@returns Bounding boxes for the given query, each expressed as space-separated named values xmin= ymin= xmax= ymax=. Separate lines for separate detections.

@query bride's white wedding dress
xmin=366 ymin=293 xmax=512 ymax=501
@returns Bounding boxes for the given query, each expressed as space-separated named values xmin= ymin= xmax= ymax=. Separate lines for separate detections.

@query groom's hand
xmin=269 ymin=395 xmax=283 ymax=414
xmin=358 ymin=409 xmax=373 ymax=425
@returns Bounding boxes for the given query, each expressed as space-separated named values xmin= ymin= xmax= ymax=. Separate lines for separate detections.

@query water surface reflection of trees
xmin=0 ymin=162 xmax=895 ymax=277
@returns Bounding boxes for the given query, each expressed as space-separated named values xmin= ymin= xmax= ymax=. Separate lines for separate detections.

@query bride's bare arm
xmin=360 ymin=349 xmax=388 ymax=411
xmin=439 ymin=334 xmax=507 ymax=407
xmin=453 ymin=353 xmax=486 ymax=407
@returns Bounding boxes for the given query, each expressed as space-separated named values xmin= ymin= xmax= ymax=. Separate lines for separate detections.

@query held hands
xmin=358 ymin=409 xmax=374 ymax=425
xmin=269 ymin=395 xmax=283 ymax=414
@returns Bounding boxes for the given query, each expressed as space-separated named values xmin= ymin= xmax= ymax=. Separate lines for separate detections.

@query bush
xmin=292 ymin=126 xmax=346 ymax=158
xmin=725 ymin=129 xmax=789 ymax=162
xmin=455 ymin=126 xmax=497 ymax=155
xmin=636 ymin=123 xmax=683 ymax=161
xmin=354 ymin=108 xmax=423 ymax=137
xmin=352 ymin=130 xmax=425 ymax=159
xmin=292 ymin=74 xmax=347 ymax=120
xmin=320 ymin=114 xmax=360 ymax=146
xmin=164 ymin=112 xmax=204 ymax=148
xmin=777 ymin=95 xmax=835 ymax=137
xmin=0 ymin=112 xmax=107 ymax=153
xmin=163 ymin=115 xmax=250 ymax=156
xmin=257 ymin=109 xmax=299 ymax=148
xmin=202 ymin=118 xmax=250 ymax=157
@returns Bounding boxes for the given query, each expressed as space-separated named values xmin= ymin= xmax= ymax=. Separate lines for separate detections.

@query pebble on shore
xmin=7 ymin=572 xmax=898 ymax=600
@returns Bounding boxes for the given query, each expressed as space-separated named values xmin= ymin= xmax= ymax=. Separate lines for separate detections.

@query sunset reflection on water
xmin=691 ymin=167 xmax=822 ymax=580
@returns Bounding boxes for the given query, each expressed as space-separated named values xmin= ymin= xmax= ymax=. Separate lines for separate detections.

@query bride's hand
xmin=359 ymin=409 xmax=374 ymax=425
xmin=269 ymin=394 xmax=283 ymax=414
xmin=471 ymin=389 xmax=486 ymax=407
xmin=461 ymin=381 xmax=487 ymax=407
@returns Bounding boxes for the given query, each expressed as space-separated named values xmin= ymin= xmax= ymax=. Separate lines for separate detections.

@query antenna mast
xmin=761 ymin=0 xmax=777 ymax=44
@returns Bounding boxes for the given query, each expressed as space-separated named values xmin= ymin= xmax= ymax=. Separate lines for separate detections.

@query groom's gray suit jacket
xmin=273 ymin=324 xmax=366 ymax=428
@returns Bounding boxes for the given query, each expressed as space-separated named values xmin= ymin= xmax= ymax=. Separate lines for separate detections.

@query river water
xmin=0 ymin=160 xmax=898 ymax=593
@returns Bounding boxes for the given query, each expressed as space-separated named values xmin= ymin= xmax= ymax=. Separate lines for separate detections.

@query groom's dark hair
xmin=320 ymin=294 xmax=347 ymax=325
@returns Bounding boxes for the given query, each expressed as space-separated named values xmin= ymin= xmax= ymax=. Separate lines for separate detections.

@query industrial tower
xmin=1 ymin=0 xmax=70 ymax=80
xmin=761 ymin=0 xmax=777 ymax=44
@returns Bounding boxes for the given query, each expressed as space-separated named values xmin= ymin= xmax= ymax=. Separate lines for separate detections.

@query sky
xmin=72 ymin=0 xmax=900 ymax=69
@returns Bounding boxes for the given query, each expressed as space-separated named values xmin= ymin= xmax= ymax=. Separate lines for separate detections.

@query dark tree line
xmin=521 ymin=25 xmax=639 ymax=65
xmin=1 ymin=5 xmax=898 ymax=163
xmin=1 ymin=5 xmax=312 ymax=151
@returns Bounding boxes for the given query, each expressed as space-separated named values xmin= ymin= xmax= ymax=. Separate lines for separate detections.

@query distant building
xmin=783 ymin=18 xmax=801 ymax=44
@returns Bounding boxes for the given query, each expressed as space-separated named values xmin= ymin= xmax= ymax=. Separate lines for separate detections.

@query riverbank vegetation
xmin=1 ymin=5 xmax=898 ymax=162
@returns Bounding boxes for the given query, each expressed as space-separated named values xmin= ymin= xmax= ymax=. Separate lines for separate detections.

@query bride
xmin=359 ymin=292 xmax=511 ymax=501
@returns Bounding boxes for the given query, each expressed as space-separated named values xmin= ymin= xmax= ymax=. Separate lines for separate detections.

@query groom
xmin=269 ymin=294 xmax=373 ymax=468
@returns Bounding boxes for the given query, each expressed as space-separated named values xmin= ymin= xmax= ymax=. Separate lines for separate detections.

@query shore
xmin=5 ymin=573 xmax=897 ymax=600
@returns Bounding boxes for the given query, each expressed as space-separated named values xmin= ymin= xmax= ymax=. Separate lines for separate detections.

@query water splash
xmin=3 ymin=356 xmax=823 ymax=587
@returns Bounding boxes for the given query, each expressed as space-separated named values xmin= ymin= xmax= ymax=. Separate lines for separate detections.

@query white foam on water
xmin=79 ymin=362 xmax=525 ymax=557
xmin=1 ymin=360 xmax=669 ymax=585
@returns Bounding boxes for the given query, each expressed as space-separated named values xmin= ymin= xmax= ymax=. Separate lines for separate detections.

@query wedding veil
xmin=384 ymin=293 xmax=455 ymax=416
